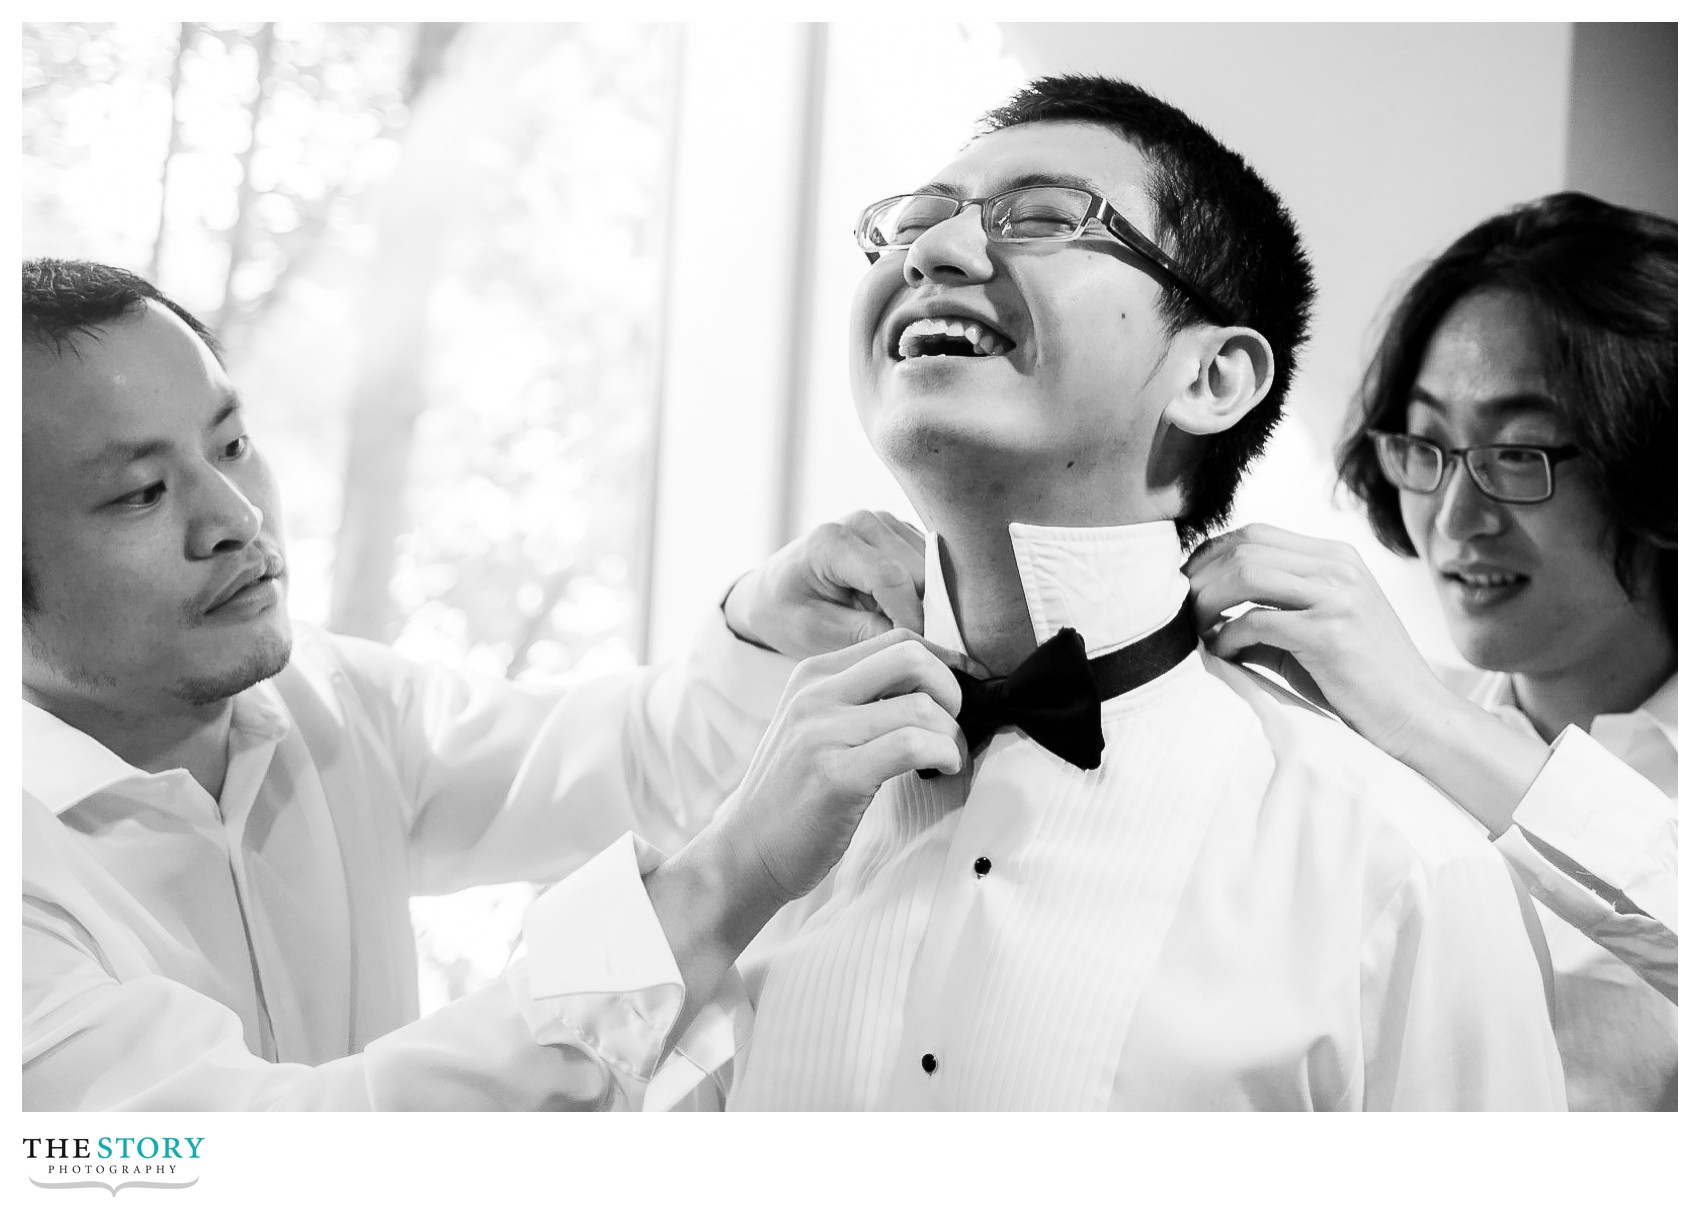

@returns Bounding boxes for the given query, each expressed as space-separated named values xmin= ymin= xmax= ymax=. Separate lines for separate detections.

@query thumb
xmin=814 ymin=538 xmax=923 ymax=634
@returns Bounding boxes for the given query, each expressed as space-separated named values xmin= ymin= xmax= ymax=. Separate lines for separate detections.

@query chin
xmin=867 ymin=394 xmax=1050 ymax=464
xmin=1445 ymin=618 xmax=1542 ymax=675
xmin=174 ymin=628 xmax=294 ymax=706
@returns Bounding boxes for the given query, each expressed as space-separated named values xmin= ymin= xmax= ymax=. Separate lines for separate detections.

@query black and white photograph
xmin=14 ymin=15 xmax=1684 ymax=1209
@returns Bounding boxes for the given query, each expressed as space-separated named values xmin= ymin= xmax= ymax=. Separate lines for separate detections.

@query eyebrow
xmin=1408 ymin=386 xmax=1561 ymax=420
xmin=78 ymin=390 xmax=245 ymax=473
xmin=912 ymin=170 xmax=1106 ymax=199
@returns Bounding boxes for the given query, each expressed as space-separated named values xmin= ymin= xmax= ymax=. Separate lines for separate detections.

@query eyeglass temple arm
xmin=1093 ymin=200 xmax=1239 ymax=329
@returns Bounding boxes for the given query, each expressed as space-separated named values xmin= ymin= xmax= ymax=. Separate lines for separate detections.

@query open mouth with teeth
xmin=895 ymin=316 xmax=1015 ymax=360
xmin=1445 ymin=570 xmax=1528 ymax=589
xmin=1441 ymin=568 xmax=1531 ymax=607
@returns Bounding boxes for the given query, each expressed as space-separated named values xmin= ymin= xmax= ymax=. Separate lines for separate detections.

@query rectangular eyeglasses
xmin=853 ymin=185 xmax=1240 ymax=328
xmin=1370 ymin=430 xmax=1582 ymax=505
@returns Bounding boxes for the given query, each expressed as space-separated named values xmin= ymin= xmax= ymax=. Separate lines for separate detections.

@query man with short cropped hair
xmin=22 ymin=258 xmax=961 ymax=1110
xmin=673 ymin=75 xmax=1564 ymax=1110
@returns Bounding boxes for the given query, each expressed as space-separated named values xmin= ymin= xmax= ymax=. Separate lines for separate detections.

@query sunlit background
xmin=22 ymin=21 xmax=1676 ymax=1011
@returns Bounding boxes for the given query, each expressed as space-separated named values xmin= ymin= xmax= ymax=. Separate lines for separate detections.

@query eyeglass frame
xmin=853 ymin=185 xmax=1241 ymax=328
xmin=1368 ymin=430 xmax=1583 ymax=505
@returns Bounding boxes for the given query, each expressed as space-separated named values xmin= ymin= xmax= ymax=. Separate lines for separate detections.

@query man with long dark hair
xmin=1191 ymin=193 xmax=1676 ymax=1109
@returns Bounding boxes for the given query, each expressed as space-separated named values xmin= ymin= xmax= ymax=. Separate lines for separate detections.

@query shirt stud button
xmin=921 ymin=1053 xmax=938 ymax=1075
xmin=973 ymin=856 xmax=991 ymax=877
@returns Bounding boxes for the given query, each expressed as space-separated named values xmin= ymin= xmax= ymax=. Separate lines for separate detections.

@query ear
xmin=1160 ymin=326 xmax=1276 ymax=436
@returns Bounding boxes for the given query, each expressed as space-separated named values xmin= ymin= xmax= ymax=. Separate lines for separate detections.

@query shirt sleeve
xmin=1494 ymin=725 xmax=1677 ymax=1001
xmin=515 ymin=833 xmax=752 ymax=1111
xmin=323 ymin=603 xmax=795 ymax=893
xmin=1357 ymin=848 xmax=1568 ymax=1111
xmin=22 ymin=835 xmax=739 ymax=1111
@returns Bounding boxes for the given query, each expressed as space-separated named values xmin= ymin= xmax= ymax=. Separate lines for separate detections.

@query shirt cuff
xmin=643 ymin=963 xmax=752 ymax=1111
xmin=695 ymin=597 xmax=796 ymax=720
xmin=518 ymin=832 xmax=682 ymax=1083
xmin=1507 ymin=725 xmax=1677 ymax=930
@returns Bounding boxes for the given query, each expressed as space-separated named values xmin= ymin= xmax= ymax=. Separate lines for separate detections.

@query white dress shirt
xmin=23 ymin=611 xmax=792 ymax=1111
xmin=1470 ymin=670 xmax=1677 ymax=1111
xmin=706 ymin=521 xmax=1564 ymax=1110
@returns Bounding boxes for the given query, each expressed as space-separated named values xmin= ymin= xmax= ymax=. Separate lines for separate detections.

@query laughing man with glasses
xmin=635 ymin=74 xmax=1566 ymax=1111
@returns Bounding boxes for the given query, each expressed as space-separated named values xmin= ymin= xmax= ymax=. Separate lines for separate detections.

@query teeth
xmin=1453 ymin=571 xmax=1522 ymax=587
xmin=897 ymin=315 xmax=1014 ymax=359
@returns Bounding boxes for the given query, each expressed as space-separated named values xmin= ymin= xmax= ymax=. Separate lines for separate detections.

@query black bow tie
xmin=926 ymin=605 xmax=1198 ymax=774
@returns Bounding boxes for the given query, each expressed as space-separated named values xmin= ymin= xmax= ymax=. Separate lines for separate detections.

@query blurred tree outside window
xmin=23 ymin=21 xmax=682 ymax=1011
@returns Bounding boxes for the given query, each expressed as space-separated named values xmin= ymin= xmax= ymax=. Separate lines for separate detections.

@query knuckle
xmin=893 ymin=727 xmax=928 ymax=763
xmin=815 ymin=520 xmax=853 ymax=549
xmin=897 ymin=638 xmax=934 ymax=674
xmin=789 ymin=678 xmax=830 ymax=715
xmin=834 ymin=511 xmax=874 ymax=540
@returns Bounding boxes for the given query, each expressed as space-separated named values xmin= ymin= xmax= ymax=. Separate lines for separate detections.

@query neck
xmin=1509 ymin=623 xmax=1675 ymax=743
xmin=897 ymin=449 xmax=1182 ymax=675
xmin=23 ymin=682 xmax=236 ymax=801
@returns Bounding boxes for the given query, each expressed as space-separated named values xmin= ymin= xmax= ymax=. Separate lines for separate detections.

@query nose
xmin=187 ymin=467 xmax=265 ymax=559
xmin=1432 ymin=457 xmax=1506 ymax=543
xmin=903 ymin=204 xmax=995 ymax=288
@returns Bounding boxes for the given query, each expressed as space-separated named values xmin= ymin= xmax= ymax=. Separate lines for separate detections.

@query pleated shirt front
xmin=726 ymin=521 xmax=1565 ymax=1111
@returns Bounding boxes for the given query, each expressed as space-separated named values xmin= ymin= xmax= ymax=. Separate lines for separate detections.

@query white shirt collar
xmin=21 ymin=680 xmax=293 ymax=816
xmin=922 ymin=519 xmax=1190 ymax=666
xmin=21 ymin=699 xmax=147 ymax=815
xmin=1474 ymin=668 xmax=1678 ymax=753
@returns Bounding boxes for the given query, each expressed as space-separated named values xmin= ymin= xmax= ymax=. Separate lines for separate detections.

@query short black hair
xmin=21 ymin=258 xmax=221 ymax=614
xmin=978 ymin=75 xmax=1316 ymax=546
xmin=23 ymin=257 xmax=219 ymax=359
xmin=1337 ymin=192 xmax=1676 ymax=629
